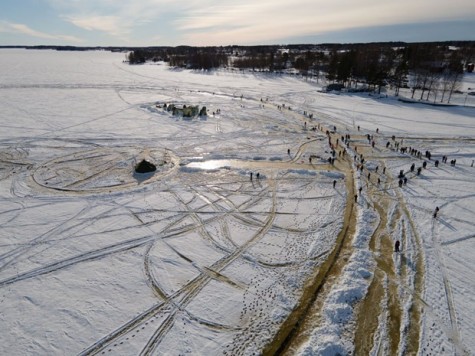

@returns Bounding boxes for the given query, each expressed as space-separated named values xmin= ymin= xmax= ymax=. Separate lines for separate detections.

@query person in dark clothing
xmin=395 ymin=240 xmax=400 ymax=252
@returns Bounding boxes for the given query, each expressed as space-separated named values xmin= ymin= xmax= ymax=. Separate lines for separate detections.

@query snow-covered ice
xmin=0 ymin=49 xmax=474 ymax=355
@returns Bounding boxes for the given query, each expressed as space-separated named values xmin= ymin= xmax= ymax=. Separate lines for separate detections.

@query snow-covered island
xmin=0 ymin=49 xmax=474 ymax=355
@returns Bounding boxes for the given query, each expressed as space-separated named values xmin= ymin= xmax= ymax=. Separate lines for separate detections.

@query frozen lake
xmin=0 ymin=49 xmax=474 ymax=355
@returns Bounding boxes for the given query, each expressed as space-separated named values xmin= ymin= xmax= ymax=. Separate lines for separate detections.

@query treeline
xmin=127 ymin=46 xmax=228 ymax=68
xmin=126 ymin=42 xmax=474 ymax=102
xmin=323 ymin=43 xmax=472 ymax=102
xmin=167 ymin=47 xmax=228 ymax=69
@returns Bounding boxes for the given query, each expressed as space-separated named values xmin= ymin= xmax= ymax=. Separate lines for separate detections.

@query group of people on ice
xmin=253 ymin=101 xmax=468 ymax=256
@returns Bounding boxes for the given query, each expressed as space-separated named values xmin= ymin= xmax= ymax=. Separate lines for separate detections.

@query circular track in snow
xmin=32 ymin=146 xmax=178 ymax=194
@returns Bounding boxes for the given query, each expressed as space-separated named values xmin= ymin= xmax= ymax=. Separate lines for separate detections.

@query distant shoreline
xmin=1 ymin=40 xmax=474 ymax=52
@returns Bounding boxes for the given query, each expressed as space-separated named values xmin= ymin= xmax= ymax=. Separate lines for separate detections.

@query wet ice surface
xmin=1 ymin=49 xmax=475 ymax=355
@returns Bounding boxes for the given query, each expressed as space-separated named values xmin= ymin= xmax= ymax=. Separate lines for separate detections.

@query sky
xmin=0 ymin=0 xmax=474 ymax=46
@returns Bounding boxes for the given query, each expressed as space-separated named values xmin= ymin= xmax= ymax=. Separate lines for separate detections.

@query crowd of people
xmin=245 ymin=97 xmax=471 ymax=254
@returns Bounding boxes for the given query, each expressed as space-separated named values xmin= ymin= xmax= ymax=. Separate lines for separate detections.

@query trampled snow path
xmin=1 ymin=50 xmax=475 ymax=355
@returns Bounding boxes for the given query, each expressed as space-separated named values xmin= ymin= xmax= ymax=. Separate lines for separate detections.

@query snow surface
xmin=0 ymin=49 xmax=474 ymax=355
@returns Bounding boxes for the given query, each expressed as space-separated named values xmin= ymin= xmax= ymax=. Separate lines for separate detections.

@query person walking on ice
xmin=395 ymin=240 xmax=400 ymax=253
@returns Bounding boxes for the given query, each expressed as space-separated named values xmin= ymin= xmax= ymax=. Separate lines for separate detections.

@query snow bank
xmin=298 ymin=192 xmax=378 ymax=355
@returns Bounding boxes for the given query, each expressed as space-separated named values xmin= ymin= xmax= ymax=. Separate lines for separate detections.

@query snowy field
xmin=0 ymin=49 xmax=474 ymax=355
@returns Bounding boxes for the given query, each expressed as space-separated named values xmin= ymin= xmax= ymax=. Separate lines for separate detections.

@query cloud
xmin=174 ymin=0 xmax=475 ymax=45
xmin=64 ymin=15 xmax=124 ymax=36
xmin=0 ymin=21 xmax=83 ymax=43
xmin=50 ymin=0 xmax=177 ymax=40
xmin=45 ymin=0 xmax=475 ymax=45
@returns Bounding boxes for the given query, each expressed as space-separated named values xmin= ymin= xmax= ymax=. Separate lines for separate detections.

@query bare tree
xmin=425 ymin=70 xmax=441 ymax=101
xmin=326 ymin=51 xmax=338 ymax=83
xmin=392 ymin=60 xmax=408 ymax=96
xmin=440 ymin=52 xmax=464 ymax=103
xmin=447 ymin=72 xmax=463 ymax=104
xmin=410 ymin=70 xmax=425 ymax=99
xmin=418 ymin=68 xmax=431 ymax=100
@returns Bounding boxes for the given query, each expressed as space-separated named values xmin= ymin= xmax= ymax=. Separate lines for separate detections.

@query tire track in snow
xmin=0 ymin=233 xmax=159 ymax=288
xmin=139 ymin=178 xmax=278 ymax=355
xmin=81 ymin=178 xmax=277 ymax=355
xmin=0 ymin=202 xmax=97 ymax=273
xmin=0 ymin=199 xmax=234 ymax=288
xmin=265 ymin=128 xmax=355 ymax=355
xmin=431 ymin=219 xmax=467 ymax=355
